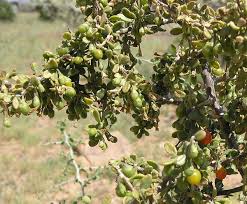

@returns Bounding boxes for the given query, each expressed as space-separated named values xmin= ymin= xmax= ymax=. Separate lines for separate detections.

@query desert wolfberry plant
xmin=0 ymin=0 xmax=247 ymax=203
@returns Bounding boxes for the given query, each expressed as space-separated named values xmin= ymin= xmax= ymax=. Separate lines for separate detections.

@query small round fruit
xmin=116 ymin=183 xmax=127 ymax=197
xmin=72 ymin=56 xmax=83 ymax=64
xmin=64 ymin=87 xmax=76 ymax=98
xmin=81 ymin=195 xmax=91 ymax=204
xmin=78 ymin=23 xmax=89 ymax=34
xmin=100 ymin=0 xmax=108 ymax=7
xmin=186 ymin=169 xmax=202 ymax=185
xmin=199 ymin=130 xmax=212 ymax=145
xmin=88 ymin=127 xmax=98 ymax=138
xmin=122 ymin=165 xmax=136 ymax=178
xmin=63 ymin=32 xmax=72 ymax=40
xmin=91 ymin=48 xmax=103 ymax=60
xmin=194 ymin=130 xmax=207 ymax=141
xmin=19 ymin=101 xmax=30 ymax=115
xmin=57 ymin=47 xmax=69 ymax=56
xmin=139 ymin=27 xmax=145 ymax=36
xmin=32 ymin=95 xmax=41 ymax=108
xmin=188 ymin=143 xmax=199 ymax=159
xmin=212 ymin=68 xmax=225 ymax=77
xmin=3 ymin=118 xmax=11 ymax=128
xmin=83 ymin=97 xmax=94 ymax=105
xmin=47 ymin=59 xmax=58 ymax=69
xmin=216 ymin=167 xmax=227 ymax=180
xmin=133 ymin=97 xmax=143 ymax=108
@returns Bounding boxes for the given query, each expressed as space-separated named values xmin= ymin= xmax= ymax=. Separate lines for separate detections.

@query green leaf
xmin=164 ymin=142 xmax=177 ymax=156
xmin=12 ymin=97 xmax=19 ymax=109
xmin=163 ymin=158 xmax=176 ymax=166
xmin=110 ymin=14 xmax=133 ymax=23
xmin=140 ymin=175 xmax=152 ymax=189
xmin=176 ymin=154 xmax=186 ymax=166
xmin=170 ymin=27 xmax=183 ymax=35
xmin=147 ymin=160 xmax=159 ymax=171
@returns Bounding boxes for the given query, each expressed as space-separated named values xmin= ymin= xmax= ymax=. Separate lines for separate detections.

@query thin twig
xmin=110 ymin=163 xmax=135 ymax=191
xmin=217 ymin=185 xmax=243 ymax=196
xmin=43 ymin=140 xmax=63 ymax=146
xmin=63 ymin=130 xmax=85 ymax=196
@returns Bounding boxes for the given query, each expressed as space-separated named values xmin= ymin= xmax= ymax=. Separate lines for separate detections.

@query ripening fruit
xmin=63 ymin=32 xmax=72 ymax=40
xmin=194 ymin=130 xmax=207 ymax=141
xmin=130 ymin=88 xmax=139 ymax=100
xmin=19 ymin=101 xmax=30 ymax=115
xmin=122 ymin=165 xmax=137 ymax=178
xmin=83 ymin=97 xmax=94 ymax=105
xmin=91 ymin=48 xmax=103 ymax=60
xmin=88 ymin=127 xmax=98 ymax=138
xmin=3 ymin=118 xmax=11 ymax=128
xmin=188 ymin=143 xmax=199 ymax=159
xmin=96 ymin=88 xmax=106 ymax=99
xmin=86 ymin=28 xmax=94 ymax=39
xmin=202 ymin=42 xmax=214 ymax=59
xmin=57 ymin=47 xmax=69 ymax=56
xmin=199 ymin=130 xmax=212 ymax=145
xmin=59 ymin=75 xmax=71 ymax=86
xmin=46 ymin=59 xmax=58 ymax=69
xmin=112 ymin=78 xmax=122 ymax=87
xmin=32 ymin=95 xmax=41 ymax=108
xmin=81 ymin=195 xmax=91 ymax=204
xmin=212 ymin=68 xmax=225 ymax=77
xmin=133 ymin=97 xmax=143 ymax=108
xmin=100 ymin=0 xmax=108 ymax=7
xmin=64 ymin=87 xmax=76 ymax=98
xmin=186 ymin=169 xmax=202 ymax=185
xmin=37 ymin=85 xmax=45 ymax=94
xmin=78 ymin=23 xmax=89 ymax=34
xmin=93 ymin=109 xmax=101 ymax=123
xmin=139 ymin=27 xmax=145 ymax=36
xmin=99 ymin=141 xmax=107 ymax=151
xmin=72 ymin=56 xmax=83 ymax=64
xmin=56 ymin=100 xmax=66 ymax=110
xmin=213 ymin=43 xmax=222 ymax=55
xmin=216 ymin=167 xmax=227 ymax=180
xmin=116 ymin=182 xmax=127 ymax=197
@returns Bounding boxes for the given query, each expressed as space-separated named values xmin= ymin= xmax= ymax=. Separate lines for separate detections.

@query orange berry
xmin=216 ymin=167 xmax=227 ymax=180
xmin=199 ymin=130 xmax=212 ymax=145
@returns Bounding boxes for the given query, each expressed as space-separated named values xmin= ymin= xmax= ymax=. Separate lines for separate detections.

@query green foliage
xmin=36 ymin=0 xmax=58 ymax=21
xmin=36 ymin=0 xmax=83 ymax=26
xmin=0 ymin=0 xmax=16 ymax=21
xmin=1 ymin=0 xmax=247 ymax=203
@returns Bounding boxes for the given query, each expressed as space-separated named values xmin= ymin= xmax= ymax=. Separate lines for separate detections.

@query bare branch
xmin=63 ymin=130 xmax=86 ymax=196
xmin=201 ymin=63 xmax=238 ymax=149
xmin=217 ymin=185 xmax=243 ymax=196
xmin=201 ymin=63 xmax=224 ymax=116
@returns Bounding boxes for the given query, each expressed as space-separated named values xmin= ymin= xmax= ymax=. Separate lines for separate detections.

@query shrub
xmin=0 ymin=0 xmax=15 ymax=21
xmin=36 ymin=0 xmax=58 ymax=21
xmin=36 ymin=0 xmax=82 ymax=26
xmin=1 ymin=0 xmax=247 ymax=203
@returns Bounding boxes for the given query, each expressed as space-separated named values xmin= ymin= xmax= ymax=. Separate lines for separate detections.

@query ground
xmin=0 ymin=12 xmax=241 ymax=203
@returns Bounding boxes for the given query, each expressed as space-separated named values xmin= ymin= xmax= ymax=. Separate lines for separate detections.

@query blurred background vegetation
xmin=0 ymin=0 xmax=240 ymax=203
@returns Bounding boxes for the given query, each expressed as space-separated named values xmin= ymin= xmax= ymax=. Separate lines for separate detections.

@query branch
xmin=201 ymin=63 xmax=238 ymax=149
xmin=63 ymin=130 xmax=86 ymax=196
xmin=217 ymin=185 xmax=243 ymax=196
xmin=201 ymin=63 xmax=224 ymax=116
xmin=110 ymin=162 xmax=135 ymax=191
